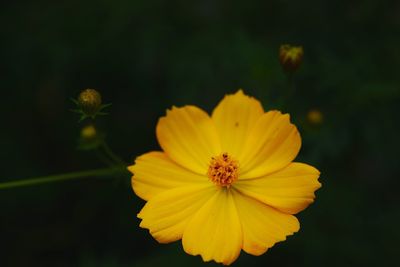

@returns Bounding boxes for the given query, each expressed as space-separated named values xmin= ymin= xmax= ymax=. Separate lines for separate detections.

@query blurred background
xmin=1 ymin=0 xmax=399 ymax=266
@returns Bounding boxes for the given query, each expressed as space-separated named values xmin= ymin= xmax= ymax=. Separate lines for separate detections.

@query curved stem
xmin=95 ymin=149 xmax=118 ymax=168
xmin=0 ymin=167 xmax=127 ymax=190
xmin=101 ymin=141 xmax=126 ymax=166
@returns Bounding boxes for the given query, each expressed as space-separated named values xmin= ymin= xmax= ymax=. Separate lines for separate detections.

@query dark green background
xmin=1 ymin=0 xmax=399 ymax=266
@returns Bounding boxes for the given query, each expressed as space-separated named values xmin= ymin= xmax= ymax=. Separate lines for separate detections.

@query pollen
xmin=207 ymin=153 xmax=239 ymax=187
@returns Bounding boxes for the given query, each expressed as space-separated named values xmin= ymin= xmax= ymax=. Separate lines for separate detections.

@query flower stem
xmin=95 ymin=149 xmax=119 ymax=168
xmin=285 ymin=72 xmax=296 ymax=99
xmin=101 ymin=141 xmax=126 ymax=166
xmin=0 ymin=167 xmax=127 ymax=190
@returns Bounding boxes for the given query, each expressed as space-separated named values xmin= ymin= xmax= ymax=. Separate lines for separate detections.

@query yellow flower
xmin=128 ymin=90 xmax=321 ymax=265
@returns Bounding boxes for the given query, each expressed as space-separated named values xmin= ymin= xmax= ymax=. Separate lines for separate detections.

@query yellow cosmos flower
xmin=128 ymin=90 xmax=321 ymax=265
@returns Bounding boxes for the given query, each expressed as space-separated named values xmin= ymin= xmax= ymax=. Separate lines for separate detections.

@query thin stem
xmin=286 ymin=72 xmax=296 ymax=99
xmin=101 ymin=141 xmax=126 ymax=166
xmin=0 ymin=167 xmax=127 ymax=190
xmin=95 ymin=149 xmax=118 ymax=167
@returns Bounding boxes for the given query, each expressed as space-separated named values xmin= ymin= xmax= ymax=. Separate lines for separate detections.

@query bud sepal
xmin=71 ymin=89 xmax=111 ymax=121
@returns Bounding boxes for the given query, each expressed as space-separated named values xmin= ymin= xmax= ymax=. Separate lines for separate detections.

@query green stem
xmin=95 ymin=149 xmax=118 ymax=167
xmin=101 ymin=142 xmax=126 ymax=166
xmin=0 ymin=167 xmax=127 ymax=190
xmin=286 ymin=73 xmax=295 ymax=99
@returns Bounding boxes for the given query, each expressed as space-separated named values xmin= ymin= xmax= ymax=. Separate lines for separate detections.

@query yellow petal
xmin=232 ymin=189 xmax=299 ymax=256
xmin=182 ymin=188 xmax=242 ymax=265
xmin=211 ymin=90 xmax=264 ymax=159
xmin=240 ymin=110 xmax=301 ymax=178
xmin=235 ymin=163 xmax=321 ymax=214
xmin=156 ymin=106 xmax=221 ymax=175
xmin=138 ymin=184 xmax=217 ymax=244
xmin=128 ymin=151 xmax=208 ymax=201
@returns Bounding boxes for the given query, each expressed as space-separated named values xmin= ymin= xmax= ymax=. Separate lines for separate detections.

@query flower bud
xmin=307 ymin=109 xmax=323 ymax=125
xmin=78 ymin=124 xmax=104 ymax=150
xmin=78 ymin=89 xmax=102 ymax=116
xmin=279 ymin=44 xmax=304 ymax=73
xmin=80 ymin=124 xmax=97 ymax=140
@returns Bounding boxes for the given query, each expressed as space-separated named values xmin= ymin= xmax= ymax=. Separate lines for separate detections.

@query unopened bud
xmin=78 ymin=124 xmax=104 ymax=150
xmin=78 ymin=89 xmax=102 ymax=116
xmin=307 ymin=109 xmax=323 ymax=125
xmin=279 ymin=44 xmax=304 ymax=73
xmin=81 ymin=124 xmax=97 ymax=140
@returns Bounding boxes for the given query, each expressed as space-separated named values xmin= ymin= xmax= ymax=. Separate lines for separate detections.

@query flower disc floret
xmin=207 ymin=153 xmax=239 ymax=187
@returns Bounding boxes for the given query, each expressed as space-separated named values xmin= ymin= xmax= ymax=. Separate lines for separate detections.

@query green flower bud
xmin=307 ymin=109 xmax=323 ymax=125
xmin=279 ymin=44 xmax=304 ymax=73
xmin=78 ymin=124 xmax=105 ymax=150
xmin=80 ymin=124 xmax=97 ymax=140
xmin=78 ymin=89 xmax=102 ymax=116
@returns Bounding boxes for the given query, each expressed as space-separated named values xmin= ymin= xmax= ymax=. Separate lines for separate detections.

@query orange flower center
xmin=207 ymin=153 xmax=239 ymax=187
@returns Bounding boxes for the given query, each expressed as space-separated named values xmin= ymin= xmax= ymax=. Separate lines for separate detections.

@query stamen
xmin=207 ymin=153 xmax=239 ymax=187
